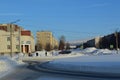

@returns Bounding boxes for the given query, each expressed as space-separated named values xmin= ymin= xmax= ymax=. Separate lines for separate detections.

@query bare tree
xmin=59 ymin=35 xmax=66 ymax=50
xmin=36 ymin=43 xmax=43 ymax=51
xmin=45 ymin=43 xmax=52 ymax=51
xmin=66 ymin=42 xmax=70 ymax=50
xmin=54 ymin=45 xmax=58 ymax=50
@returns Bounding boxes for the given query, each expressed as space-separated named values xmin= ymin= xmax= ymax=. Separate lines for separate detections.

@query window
xmin=7 ymin=45 xmax=11 ymax=49
xmin=21 ymin=41 xmax=24 ymax=44
xmin=16 ymin=37 xmax=19 ymax=41
xmin=16 ymin=45 xmax=19 ymax=50
xmin=26 ymin=41 xmax=31 ymax=44
xmin=47 ymin=37 xmax=50 ymax=41
xmin=7 ymin=37 xmax=10 ymax=41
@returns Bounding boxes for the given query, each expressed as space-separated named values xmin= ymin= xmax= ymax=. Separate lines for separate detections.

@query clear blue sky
xmin=0 ymin=0 xmax=120 ymax=41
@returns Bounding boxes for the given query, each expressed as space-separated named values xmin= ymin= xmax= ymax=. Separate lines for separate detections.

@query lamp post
xmin=115 ymin=31 xmax=119 ymax=54
xmin=9 ymin=20 xmax=20 ymax=57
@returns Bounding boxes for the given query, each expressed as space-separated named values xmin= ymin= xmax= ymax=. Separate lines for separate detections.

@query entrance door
xmin=21 ymin=45 xmax=23 ymax=52
xmin=25 ymin=45 xmax=29 ymax=53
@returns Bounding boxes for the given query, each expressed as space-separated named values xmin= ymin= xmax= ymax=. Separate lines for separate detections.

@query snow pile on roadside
xmin=41 ymin=54 xmax=120 ymax=74
xmin=10 ymin=53 xmax=25 ymax=65
xmin=91 ymin=49 xmax=113 ymax=55
xmin=31 ymin=47 xmax=119 ymax=58
xmin=71 ymin=47 xmax=118 ymax=56
xmin=32 ymin=51 xmax=53 ymax=57
xmin=82 ymin=47 xmax=97 ymax=53
xmin=0 ymin=54 xmax=25 ymax=78
xmin=0 ymin=56 xmax=17 ymax=78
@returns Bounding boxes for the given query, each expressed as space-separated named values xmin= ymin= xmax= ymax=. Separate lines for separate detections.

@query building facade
xmin=36 ymin=31 xmax=58 ymax=50
xmin=99 ymin=32 xmax=120 ymax=49
xmin=83 ymin=37 xmax=101 ymax=48
xmin=0 ymin=24 xmax=35 ymax=55
xmin=21 ymin=30 xmax=35 ymax=53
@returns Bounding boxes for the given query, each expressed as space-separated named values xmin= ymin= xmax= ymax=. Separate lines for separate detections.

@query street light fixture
xmin=9 ymin=19 xmax=20 ymax=57
xmin=115 ymin=29 xmax=119 ymax=54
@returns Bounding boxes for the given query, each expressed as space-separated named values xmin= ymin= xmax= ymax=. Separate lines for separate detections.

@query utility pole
xmin=10 ymin=24 xmax=13 ymax=57
xmin=9 ymin=20 xmax=20 ymax=57
xmin=115 ymin=30 xmax=119 ymax=54
xmin=19 ymin=27 xmax=21 ymax=53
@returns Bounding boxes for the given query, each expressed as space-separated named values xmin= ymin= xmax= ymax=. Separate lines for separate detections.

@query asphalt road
xmin=0 ymin=64 xmax=120 ymax=80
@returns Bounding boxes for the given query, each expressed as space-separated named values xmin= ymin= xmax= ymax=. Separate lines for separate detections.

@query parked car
xmin=59 ymin=50 xmax=71 ymax=54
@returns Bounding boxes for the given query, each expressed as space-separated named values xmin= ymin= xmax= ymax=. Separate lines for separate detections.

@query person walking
xmin=45 ymin=51 xmax=47 ymax=56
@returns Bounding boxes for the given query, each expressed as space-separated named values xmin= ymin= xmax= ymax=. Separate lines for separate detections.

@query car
xmin=59 ymin=50 xmax=71 ymax=54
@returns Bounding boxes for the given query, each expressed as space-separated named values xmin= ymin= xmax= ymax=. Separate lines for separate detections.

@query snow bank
xmin=70 ymin=47 xmax=119 ymax=56
xmin=83 ymin=47 xmax=97 ymax=53
xmin=0 ymin=56 xmax=17 ymax=78
xmin=0 ymin=53 xmax=25 ymax=78
xmin=41 ymin=54 xmax=120 ymax=74
xmin=31 ymin=51 xmax=53 ymax=57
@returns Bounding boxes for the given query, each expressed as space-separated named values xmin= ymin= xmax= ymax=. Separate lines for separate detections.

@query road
xmin=0 ymin=63 xmax=120 ymax=80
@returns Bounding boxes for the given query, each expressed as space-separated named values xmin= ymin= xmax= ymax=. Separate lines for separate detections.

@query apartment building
xmin=0 ymin=24 xmax=35 ymax=55
xmin=36 ymin=31 xmax=58 ymax=50
xmin=83 ymin=37 xmax=101 ymax=48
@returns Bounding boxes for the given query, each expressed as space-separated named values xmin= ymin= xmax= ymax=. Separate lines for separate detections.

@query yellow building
xmin=21 ymin=30 xmax=35 ymax=53
xmin=36 ymin=31 xmax=58 ymax=50
xmin=0 ymin=24 xmax=35 ymax=56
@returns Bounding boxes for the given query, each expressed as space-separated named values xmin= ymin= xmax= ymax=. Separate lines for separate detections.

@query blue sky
xmin=0 ymin=0 xmax=120 ymax=41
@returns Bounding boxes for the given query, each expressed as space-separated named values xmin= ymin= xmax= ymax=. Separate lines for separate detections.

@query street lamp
xmin=115 ymin=30 xmax=119 ymax=54
xmin=9 ymin=20 xmax=20 ymax=57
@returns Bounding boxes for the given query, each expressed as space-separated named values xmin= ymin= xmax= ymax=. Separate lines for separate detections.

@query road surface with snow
xmin=0 ymin=48 xmax=120 ymax=80
xmin=1 ymin=63 xmax=120 ymax=80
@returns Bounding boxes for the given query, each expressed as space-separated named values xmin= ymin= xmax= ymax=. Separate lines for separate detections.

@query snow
xmin=41 ymin=54 xmax=120 ymax=74
xmin=38 ymin=47 xmax=120 ymax=74
xmin=71 ymin=47 xmax=119 ymax=56
xmin=0 ymin=53 xmax=25 ymax=78
xmin=31 ymin=51 xmax=54 ymax=57
xmin=83 ymin=47 xmax=97 ymax=53
xmin=0 ymin=47 xmax=120 ymax=79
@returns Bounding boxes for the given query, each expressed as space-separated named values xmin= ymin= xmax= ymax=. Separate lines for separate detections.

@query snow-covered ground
xmin=42 ymin=55 xmax=120 ymax=74
xmin=0 ymin=53 xmax=25 ymax=78
xmin=36 ymin=47 xmax=120 ymax=75
xmin=35 ymin=48 xmax=120 ymax=80
xmin=0 ymin=47 xmax=120 ymax=79
xmin=31 ymin=47 xmax=119 ymax=57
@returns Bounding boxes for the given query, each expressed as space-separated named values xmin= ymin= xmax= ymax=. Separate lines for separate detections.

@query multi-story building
xmin=21 ymin=30 xmax=35 ymax=53
xmin=36 ymin=31 xmax=58 ymax=50
xmin=0 ymin=24 xmax=35 ymax=56
xmin=83 ymin=37 xmax=101 ymax=48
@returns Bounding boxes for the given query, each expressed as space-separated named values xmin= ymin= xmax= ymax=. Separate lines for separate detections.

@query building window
xmin=7 ymin=37 xmax=10 ymax=41
xmin=16 ymin=45 xmax=19 ymax=50
xmin=26 ymin=41 xmax=31 ymax=44
xmin=47 ymin=38 xmax=50 ymax=41
xmin=7 ymin=45 xmax=11 ymax=49
xmin=21 ymin=41 xmax=24 ymax=44
xmin=16 ymin=37 xmax=19 ymax=41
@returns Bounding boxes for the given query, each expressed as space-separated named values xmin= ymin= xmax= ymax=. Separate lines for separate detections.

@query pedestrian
xmin=36 ymin=53 xmax=38 ymax=56
xmin=45 ymin=51 xmax=47 ymax=56
xmin=51 ymin=51 xmax=54 ymax=56
xmin=28 ymin=53 xmax=31 ymax=57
